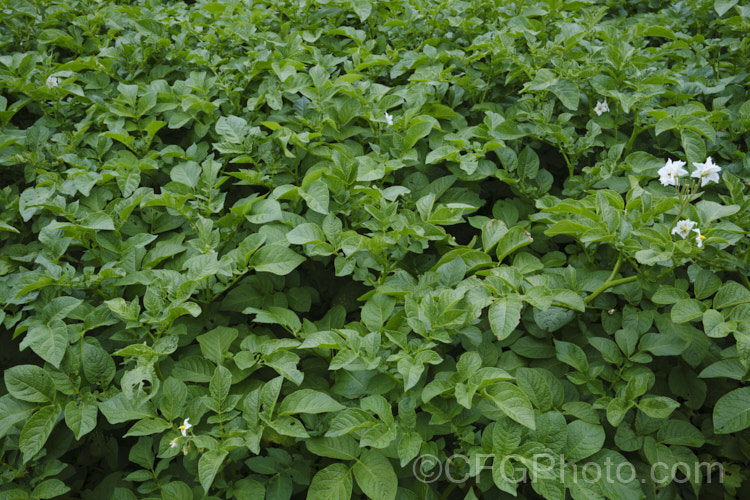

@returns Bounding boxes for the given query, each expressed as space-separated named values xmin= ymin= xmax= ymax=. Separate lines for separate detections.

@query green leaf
xmin=488 ymin=295 xmax=523 ymax=341
xmin=713 ymin=281 xmax=750 ymax=309
xmin=496 ymin=226 xmax=533 ymax=262
xmin=351 ymin=0 xmax=372 ymax=22
xmin=79 ymin=211 xmax=115 ymax=230
xmin=82 ymin=339 xmax=116 ymax=387
xmin=277 ymin=390 xmax=345 ymax=416
xmin=160 ymin=377 xmax=187 ymax=422
xmin=657 ymin=420 xmax=705 ymax=447
xmin=161 ymin=482 xmax=194 ymax=500
xmin=680 ymin=130 xmax=706 ymax=165
xmin=713 ymin=387 xmax=750 ymax=433
xmin=301 ymin=180 xmax=330 ymax=214
xmin=20 ymin=405 xmax=59 ymax=463
xmin=715 ymin=0 xmax=739 ymax=16
xmin=403 ymin=115 xmax=436 ymax=150
xmin=0 ymin=396 xmax=35 ymax=438
xmin=308 ymin=463 xmax=353 ymax=500
xmin=551 ymin=79 xmax=579 ymax=110
xmin=352 ymin=450 xmax=397 ymax=500
xmin=306 ymin=436 xmax=360 ymax=460
xmin=215 ymin=115 xmax=248 ymax=143
xmin=554 ymin=340 xmax=589 ymax=373
xmin=515 ymin=367 xmax=563 ymax=411
xmin=671 ymin=299 xmax=706 ymax=323
xmin=65 ymin=397 xmax=98 ymax=440
xmin=492 ymin=416 xmax=522 ymax=456
xmin=361 ymin=293 xmax=396 ymax=331
xmin=20 ymin=321 xmax=68 ymax=368
xmin=287 ymin=223 xmax=326 ymax=245
xmin=124 ymin=417 xmax=171 ymax=437
xmin=199 ymin=449 xmax=229 ymax=494
xmin=210 ymin=365 xmax=232 ymax=405
xmin=484 ymin=382 xmax=536 ymax=430
xmin=196 ymin=326 xmax=238 ymax=365
xmin=638 ymin=396 xmax=679 ymax=419
xmin=31 ymin=479 xmax=70 ymax=499
xmin=564 ymin=420 xmax=605 ymax=462
xmin=249 ymin=245 xmax=305 ymax=275
xmin=4 ymin=365 xmax=56 ymax=403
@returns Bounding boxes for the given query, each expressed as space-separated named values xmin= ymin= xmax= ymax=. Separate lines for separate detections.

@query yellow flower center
xmin=700 ymin=235 xmax=706 ymax=240
xmin=179 ymin=425 xmax=186 ymax=430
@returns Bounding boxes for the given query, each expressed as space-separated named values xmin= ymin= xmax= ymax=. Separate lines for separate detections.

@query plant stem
xmin=585 ymin=276 xmax=638 ymax=304
xmin=584 ymin=254 xmax=636 ymax=304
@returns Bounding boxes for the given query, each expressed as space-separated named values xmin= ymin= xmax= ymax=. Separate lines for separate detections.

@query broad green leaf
xmin=361 ymin=293 xmax=396 ymax=331
xmin=4 ymin=365 xmax=56 ymax=403
xmin=20 ymin=405 xmax=59 ymax=463
xmin=82 ymin=339 xmax=116 ymax=387
xmin=31 ymin=479 xmax=70 ymax=499
xmin=403 ymin=116 xmax=436 ymax=150
xmin=713 ymin=387 xmax=750 ymax=433
xmin=638 ymin=396 xmax=679 ymax=419
xmin=352 ymin=450 xmax=397 ymax=500
xmin=199 ymin=449 xmax=229 ymax=494
xmin=196 ymin=326 xmax=238 ymax=365
xmin=209 ymin=365 xmax=232 ymax=405
xmin=488 ymin=295 xmax=522 ymax=341
xmin=0 ymin=396 xmax=35 ymax=438
xmin=20 ymin=321 xmax=68 ymax=368
xmin=496 ymin=226 xmax=533 ymax=262
xmin=308 ymin=463 xmax=353 ymax=500
xmin=554 ymin=340 xmax=589 ymax=373
xmin=484 ymin=382 xmax=536 ymax=430
xmin=306 ymin=436 xmax=360 ymax=460
xmin=249 ymin=245 xmax=305 ymax=275
xmin=160 ymin=377 xmax=188 ymax=422
xmin=65 ymin=396 xmax=98 ymax=440
xmin=564 ymin=420 xmax=605 ymax=462
xmin=277 ymin=390 xmax=345 ymax=416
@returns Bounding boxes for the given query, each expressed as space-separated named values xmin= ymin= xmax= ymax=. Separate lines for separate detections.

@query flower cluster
xmin=658 ymin=157 xmax=722 ymax=187
xmin=658 ymin=155 xmax=722 ymax=251
xmin=672 ymin=219 xmax=706 ymax=248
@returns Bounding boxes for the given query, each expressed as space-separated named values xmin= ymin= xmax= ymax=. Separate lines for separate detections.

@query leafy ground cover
xmin=1 ymin=0 xmax=749 ymax=498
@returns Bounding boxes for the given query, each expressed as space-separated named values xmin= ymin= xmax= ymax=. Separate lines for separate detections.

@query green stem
xmin=584 ymin=254 xmax=633 ymax=305
xmin=585 ymin=276 xmax=638 ymax=304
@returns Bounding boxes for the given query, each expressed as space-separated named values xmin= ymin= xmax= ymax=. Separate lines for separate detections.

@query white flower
xmin=658 ymin=159 xmax=688 ymax=186
xmin=384 ymin=112 xmax=393 ymax=126
xmin=170 ymin=438 xmax=179 ymax=449
xmin=179 ymin=418 xmax=192 ymax=437
xmin=46 ymin=76 xmax=59 ymax=88
xmin=691 ymin=157 xmax=721 ymax=187
xmin=594 ymin=100 xmax=609 ymax=116
xmin=694 ymin=228 xmax=706 ymax=248
xmin=671 ymin=219 xmax=697 ymax=239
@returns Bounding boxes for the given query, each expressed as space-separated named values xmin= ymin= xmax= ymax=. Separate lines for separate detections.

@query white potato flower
xmin=694 ymin=228 xmax=706 ymax=248
xmin=179 ymin=418 xmax=192 ymax=437
xmin=46 ymin=76 xmax=59 ymax=88
xmin=594 ymin=100 xmax=609 ymax=116
xmin=658 ymin=159 xmax=688 ymax=186
xmin=671 ymin=219 xmax=697 ymax=239
xmin=384 ymin=112 xmax=393 ymax=126
xmin=691 ymin=157 xmax=721 ymax=187
xmin=170 ymin=437 xmax=179 ymax=449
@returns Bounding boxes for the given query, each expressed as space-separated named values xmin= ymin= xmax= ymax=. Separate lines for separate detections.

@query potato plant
xmin=0 ymin=0 xmax=749 ymax=499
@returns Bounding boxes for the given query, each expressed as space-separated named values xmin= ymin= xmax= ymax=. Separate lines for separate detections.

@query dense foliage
xmin=1 ymin=0 xmax=749 ymax=498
